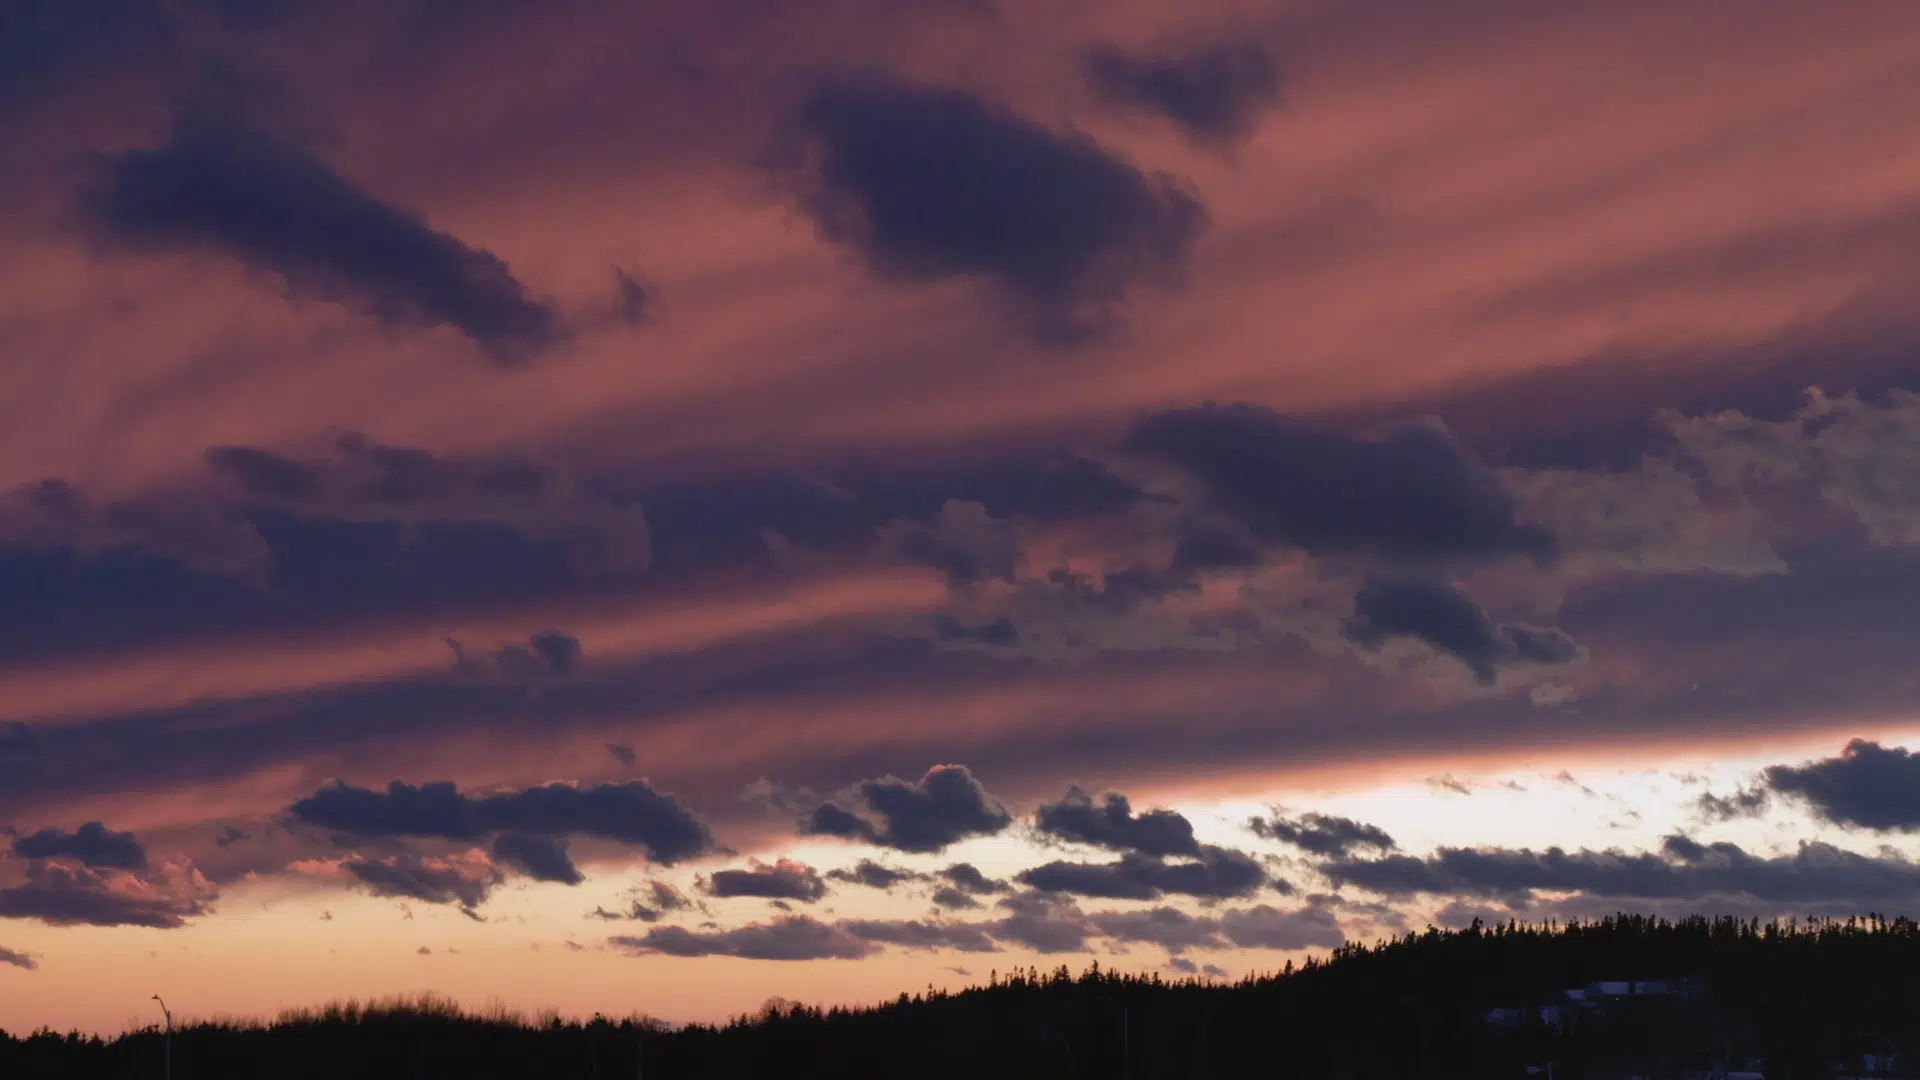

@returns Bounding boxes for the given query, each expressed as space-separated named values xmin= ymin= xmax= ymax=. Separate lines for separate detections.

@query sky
xmin=7 ymin=0 xmax=1920 ymax=1036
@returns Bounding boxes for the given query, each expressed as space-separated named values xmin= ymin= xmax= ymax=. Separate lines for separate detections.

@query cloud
xmin=0 ymin=1 xmax=178 ymax=109
xmin=1033 ymin=786 xmax=1201 ymax=857
xmin=204 ymin=446 xmax=322 ymax=500
xmin=1662 ymin=389 xmax=1920 ymax=547
xmin=1087 ymin=906 xmax=1223 ymax=953
xmin=591 ymin=881 xmax=692 ymax=922
xmin=801 ymin=765 xmax=1012 ymax=853
xmin=1081 ymin=39 xmax=1282 ymax=148
xmin=879 ymin=500 xmax=1021 ymax=587
xmin=1248 ymin=812 xmax=1396 ymax=858
xmin=613 ymin=915 xmax=877 ymax=961
xmin=342 ymin=852 xmax=502 ymax=912
xmin=1016 ymin=845 xmax=1268 ymax=901
xmin=1345 ymin=578 xmax=1581 ymax=685
xmin=1120 ymin=404 xmax=1555 ymax=565
xmin=206 ymin=435 xmax=652 ymax=577
xmin=612 ymin=267 xmax=651 ymax=326
xmin=986 ymin=892 xmax=1094 ymax=954
xmin=932 ymin=614 xmax=1020 ymax=646
xmin=702 ymin=859 xmax=828 ymax=903
xmin=1325 ymin=835 xmax=1920 ymax=912
xmin=1089 ymin=902 xmax=1343 ymax=953
xmin=826 ymin=860 xmax=925 ymax=891
xmin=1760 ymin=740 xmax=1920 ymax=831
xmin=486 ymin=631 xmax=584 ymax=679
xmin=839 ymin=919 xmax=999 ymax=953
xmin=490 ymin=832 xmax=583 ymax=885
xmin=0 ymin=946 xmax=36 ymax=971
xmin=11 ymin=821 xmax=148 ymax=870
xmin=606 ymin=744 xmax=638 ymax=768
xmin=938 ymin=863 xmax=1010 ymax=895
xmin=0 ymin=863 xmax=207 ymax=929
xmin=1695 ymin=786 xmax=1772 ymax=823
xmin=1216 ymin=904 xmax=1345 ymax=950
xmin=77 ymin=109 xmax=562 ymax=362
xmin=773 ymin=72 xmax=1203 ymax=340
xmin=290 ymin=777 xmax=713 ymax=864
xmin=931 ymin=861 xmax=1010 ymax=908
xmin=0 ymin=477 xmax=273 ymax=587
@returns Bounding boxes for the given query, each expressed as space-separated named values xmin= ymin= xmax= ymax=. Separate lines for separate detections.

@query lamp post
xmin=151 ymin=994 xmax=172 ymax=1080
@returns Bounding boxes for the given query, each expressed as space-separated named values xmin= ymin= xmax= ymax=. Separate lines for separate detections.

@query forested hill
xmin=7 ymin=914 xmax=1920 ymax=1079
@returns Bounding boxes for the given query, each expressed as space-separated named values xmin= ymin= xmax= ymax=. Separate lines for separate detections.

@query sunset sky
xmin=9 ymin=0 xmax=1920 ymax=1037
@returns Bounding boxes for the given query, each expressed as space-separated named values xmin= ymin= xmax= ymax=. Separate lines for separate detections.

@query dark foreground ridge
xmin=8 ymin=914 xmax=1920 ymax=1078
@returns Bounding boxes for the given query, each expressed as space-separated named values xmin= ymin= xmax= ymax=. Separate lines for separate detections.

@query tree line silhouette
xmin=8 ymin=913 xmax=1920 ymax=1077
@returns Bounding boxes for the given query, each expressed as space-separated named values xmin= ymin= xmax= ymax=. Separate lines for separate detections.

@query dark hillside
xmin=7 ymin=914 xmax=1919 ymax=1078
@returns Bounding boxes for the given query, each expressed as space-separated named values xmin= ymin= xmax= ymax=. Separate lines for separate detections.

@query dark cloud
xmin=0 ymin=1 xmax=177 ymax=110
xmin=634 ymin=447 xmax=1140 ymax=582
xmin=1248 ymin=812 xmax=1396 ymax=858
xmin=1217 ymin=904 xmax=1346 ymax=950
xmin=1325 ymin=835 xmax=1920 ymax=912
xmin=1016 ymin=845 xmax=1267 ymax=901
xmin=0 ymin=945 xmax=35 ymax=971
xmin=932 ymin=614 xmax=1020 ymax=646
xmin=1696 ymin=786 xmax=1772 ymax=823
xmin=880 ymin=500 xmax=1020 ymax=587
xmin=11 ymin=821 xmax=148 ymax=871
xmin=1082 ymin=40 xmax=1282 ymax=148
xmin=290 ymin=778 xmax=713 ymax=864
xmin=1762 ymin=740 xmax=1920 ymax=831
xmin=826 ymin=860 xmax=926 ymax=890
xmin=77 ymin=111 xmax=562 ymax=362
xmin=0 ymin=475 xmax=273 ymax=588
xmin=775 ymin=72 xmax=1204 ymax=340
xmin=489 ymin=631 xmax=585 ymax=678
xmin=1086 ymin=902 xmax=1341 ymax=953
xmin=613 ymin=915 xmax=878 ymax=961
xmin=802 ymin=765 xmax=1012 ymax=853
xmin=1121 ymin=404 xmax=1555 ymax=565
xmin=804 ymin=803 xmax=875 ymax=842
xmin=931 ymin=887 xmax=980 ymax=910
xmin=939 ymin=862 xmax=1010 ymax=895
xmin=0 ymin=864 xmax=204 ymax=929
xmin=1088 ymin=906 xmax=1223 ymax=953
xmin=590 ymin=881 xmax=691 ymax=922
xmin=205 ymin=435 xmax=652 ymax=578
xmin=606 ymin=743 xmax=638 ymax=768
xmin=490 ymin=832 xmax=583 ymax=885
xmin=1347 ymin=578 xmax=1580 ymax=685
xmin=1033 ymin=786 xmax=1201 ymax=857
xmin=703 ymin=860 xmax=828 ymax=903
xmin=612 ymin=267 xmax=651 ymax=326
xmin=987 ymin=892 xmax=1094 ymax=954
xmin=204 ymin=446 xmax=323 ymax=501
xmin=342 ymin=852 xmax=501 ymax=912
xmin=839 ymin=919 xmax=999 ymax=953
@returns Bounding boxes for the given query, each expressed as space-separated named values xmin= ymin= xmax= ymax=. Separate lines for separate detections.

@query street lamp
xmin=151 ymin=994 xmax=172 ymax=1080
